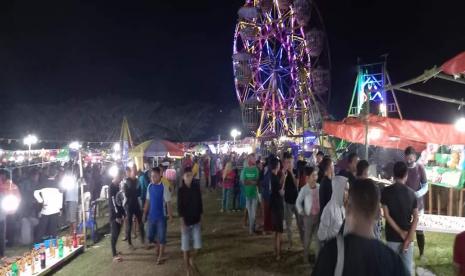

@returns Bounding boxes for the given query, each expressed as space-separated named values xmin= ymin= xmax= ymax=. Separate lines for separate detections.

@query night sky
xmin=1 ymin=0 xmax=464 ymax=124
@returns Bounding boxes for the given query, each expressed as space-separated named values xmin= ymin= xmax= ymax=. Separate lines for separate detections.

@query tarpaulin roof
xmin=130 ymin=139 xmax=184 ymax=158
xmin=441 ymin=51 xmax=465 ymax=76
xmin=324 ymin=115 xmax=465 ymax=151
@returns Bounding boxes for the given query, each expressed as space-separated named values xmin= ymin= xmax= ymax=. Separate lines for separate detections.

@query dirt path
xmin=55 ymin=190 xmax=312 ymax=276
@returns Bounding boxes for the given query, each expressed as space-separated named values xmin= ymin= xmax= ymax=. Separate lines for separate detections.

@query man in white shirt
xmin=34 ymin=167 xmax=63 ymax=242
xmin=64 ymin=171 xmax=79 ymax=235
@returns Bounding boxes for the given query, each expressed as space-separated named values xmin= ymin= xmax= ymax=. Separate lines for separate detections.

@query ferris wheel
xmin=233 ymin=0 xmax=331 ymax=139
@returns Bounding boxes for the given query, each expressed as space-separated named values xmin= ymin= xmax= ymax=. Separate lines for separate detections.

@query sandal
xmin=156 ymin=256 xmax=167 ymax=265
xmin=113 ymin=256 xmax=123 ymax=263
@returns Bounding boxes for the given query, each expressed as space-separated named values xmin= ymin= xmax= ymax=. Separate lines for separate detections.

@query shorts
xmin=181 ymin=223 xmax=202 ymax=252
xmin=148 ymin=218 xmax=167 ymax=245
xmin=65 ymin=201 xmax=78 ymax=223
xmin=271 ymin=209 xmax=284 ymax=233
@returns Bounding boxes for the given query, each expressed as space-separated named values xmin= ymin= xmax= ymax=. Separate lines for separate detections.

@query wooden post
xmin=459 ymin=189 xmax=464 ymax=217
xmin=428 ymin=183 xmax=433 ymax=214
xmin=437 ymin=187 xmax=441 ymax=215
xmin=448 ymin=188 xmax=454 ymax=216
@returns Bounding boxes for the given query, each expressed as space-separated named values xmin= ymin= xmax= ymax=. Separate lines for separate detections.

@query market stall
xmin=130 ymin=139 xmax=184 ymax=169
xmin=418 ymin=214 xmax=465 ymax=234
xmin=324 ymin=115 xmax=465 ymax=217
xmin=0 ymin=235 xmax=84 ymax=276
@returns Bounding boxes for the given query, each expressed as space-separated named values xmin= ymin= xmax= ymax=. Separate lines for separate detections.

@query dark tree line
xmin=0 ymin=96 xmax=241 ymax=144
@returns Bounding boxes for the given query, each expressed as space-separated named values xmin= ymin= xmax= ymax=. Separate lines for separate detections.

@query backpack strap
xmin=334 ymin=234 xmax=345 ymax=276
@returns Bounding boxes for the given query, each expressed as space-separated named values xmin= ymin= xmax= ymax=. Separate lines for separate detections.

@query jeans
xmin=125 ymin=207 xmax=145 ymax=245
xmin=386 ymin=241 xmax=414 ymax=275
xmin=35 ymin=213 xmax=59 ymax=243
xmin=205 ymin=174 xmax=210 ymax=188
xmin=245 ymin=197 xmax=257 ymax=234
xmin=239 ymin=183 xmax=246 ymax=209
xmin=284 ymin=203 xmax=304 ymax=245
xmin=302 ymin=214 xmax=319 ymax=259
xmin=21 ymin=217 xmax=39 ymax=245
xmin=211 ymin=175 xmax=217 ymax=189
xmin=110 ymin=219 xmax=122 ymax=257
xmin=148 ymin=218 xmax=167 ymax=245
xmin=233 ymin=187 xmax=241 ymax=210
xmin=373 ymin=216 xmax=383 ymax=240
xmin=222 ymin=188 xmax=232 ymax=211
xmin=181 ymin=223 xmax=202 ymax=251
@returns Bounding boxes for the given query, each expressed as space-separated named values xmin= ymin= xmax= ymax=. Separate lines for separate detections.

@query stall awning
xmin=130 ymin=140 xmax=184 ymax=158
xmin=441 ymin=51 xmax=465 ymax=76
xmin=324 ymin=115 xmax=465 ymax=151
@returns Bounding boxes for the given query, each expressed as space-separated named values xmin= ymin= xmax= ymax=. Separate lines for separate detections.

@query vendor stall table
xmin=428 ymin=184 xmax=465 ymax=217
xmin=3 ymin=243 xmax=84 ymax=275
xmin=36 ymin=245 xmax=84 ymax=275
xmin=417 ymin=214 xmax=465 ymax=234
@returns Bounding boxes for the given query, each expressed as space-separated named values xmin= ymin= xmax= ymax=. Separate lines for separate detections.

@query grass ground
xmin=54 ymin=190 xmax=455 ymax=276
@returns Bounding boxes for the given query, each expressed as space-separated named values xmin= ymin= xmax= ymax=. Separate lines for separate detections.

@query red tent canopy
xmin=441 ymin=51 xmax=465 ymax=75
xmin=324 ymin=115 xmax=465 ymax=151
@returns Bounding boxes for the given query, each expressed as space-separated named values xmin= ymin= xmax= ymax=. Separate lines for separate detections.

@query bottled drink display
xmin=0 ymin=235 xmax=82 ymax=274
xmin=31 ymin=251 xmax=35 ymax=274
xmin=40 ymin=245 xmax=46 ymax=269
xmin=50 ymin=241 xmax=56 ymax=258
xmin=58 ymin=238 xmax=64 ymax=258
xmin=72 ymin=231 xmax=78 ymax=248
xmin=11 ymin=262 xmax=18 ymax=276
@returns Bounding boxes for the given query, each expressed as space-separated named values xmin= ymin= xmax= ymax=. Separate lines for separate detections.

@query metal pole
xmin=78 ymin=150 xmax=87 ymax=250
xmin=384 ymin=64 xmax=404 ymax=120
xmin=435 ymin=73 xmax=465 ymax=85
xmin=364 ymin=90 xmax=370 ymax=160
xmin=347 ymin=66 xmax=360 ymax=117
xmin=394 ymin=87 xmax=465 ymax=106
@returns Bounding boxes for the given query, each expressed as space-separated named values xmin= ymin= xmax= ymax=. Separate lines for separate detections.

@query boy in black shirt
xmin=123 ymin=166 xmax=145 ymax=249
xmin=312 ymin=179 xmax=407 ymax=276
xmin=381 ymin=161 xmax=419 ymax=275
xmin=337 ymin=152 xmax=358 ymax=187
xmin=109 ymin=168 xmax=125 ymax=262
xmin=177 ymin=167 xmax=203 ymax=276
xmin=282 ymin=152 xmax=302 ymax=249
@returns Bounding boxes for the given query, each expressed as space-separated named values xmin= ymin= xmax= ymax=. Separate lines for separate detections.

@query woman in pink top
xmin=221 ymin=162 xmax=235 ymax=212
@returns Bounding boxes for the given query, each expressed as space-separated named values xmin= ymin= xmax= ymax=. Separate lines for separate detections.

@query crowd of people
xmin=0 ymin=161 xmax=111 ymax=258
xmin=108 ymin=160 xmax=204 ymax=275
xmin=205 ymin=146 xmax=432 ymax=275
xmin=118 ymin=147 xmax=462 ymax=275
xmin=1 ymin=145 xmax=464 ymax=275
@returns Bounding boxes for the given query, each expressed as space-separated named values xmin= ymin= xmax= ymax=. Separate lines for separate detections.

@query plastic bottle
xmin=31 ymin=252 xmax=35 ymax=274
xmin=40 ymin=245 xmax=46 ymax=269
xmin=11 ymin=262 xmax=18 ymax=276
xmin=72 ymin=231 xmax=78 ymax=248
xmin=58 ymin=238 xmax=64 ymax=258
xmin=50 ymin=242 xmax=55 ymax=258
